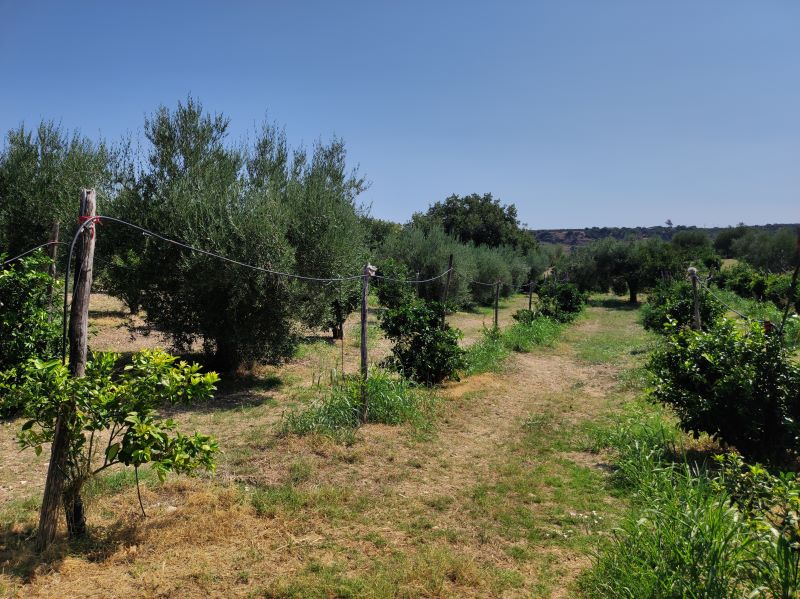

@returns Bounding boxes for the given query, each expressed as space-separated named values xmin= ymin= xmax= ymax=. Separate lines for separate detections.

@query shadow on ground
xmin=588 ymin=297 xmax=641 ymax=310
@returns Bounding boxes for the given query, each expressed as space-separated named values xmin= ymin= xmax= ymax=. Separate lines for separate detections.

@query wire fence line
xmin=1 ymin=241 xmax=64 ymax=267
xmin=5 ymin=218 xmax=530 ymax=289
xmin=696 ymin=277 xmax=765 ymax=324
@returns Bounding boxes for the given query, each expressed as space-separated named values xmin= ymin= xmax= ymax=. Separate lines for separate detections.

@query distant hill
xmin=531 ymin=224 xmax=799 ymax=247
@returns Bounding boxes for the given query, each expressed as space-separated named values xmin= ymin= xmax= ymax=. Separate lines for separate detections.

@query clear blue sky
xmin=1 ymin=1 xmax=798 ymax=229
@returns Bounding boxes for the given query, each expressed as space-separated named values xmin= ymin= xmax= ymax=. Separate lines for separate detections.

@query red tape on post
xmin=77 ymin=215 xmax=102 ymax=238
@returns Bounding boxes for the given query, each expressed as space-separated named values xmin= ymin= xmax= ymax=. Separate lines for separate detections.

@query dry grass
xmin=0 ymin=295 xmax=651 ymax=597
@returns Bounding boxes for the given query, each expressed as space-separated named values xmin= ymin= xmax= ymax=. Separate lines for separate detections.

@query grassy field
xmin=0 ymin=293 xmax=656 ymax=598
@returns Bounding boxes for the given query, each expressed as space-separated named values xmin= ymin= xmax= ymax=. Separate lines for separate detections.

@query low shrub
xmin=536 ymin=279 xmax=584 ymax=323
xmin=640 ymin=280 xmax=724 ymax=334
xmin=374 ymin=258 xmax=416 ymax=310
xmin=511 ymin=308 xmax=536 ymax=325
xmin=648 ymin=320 xmax=800 ymax=464
xmin=379 ymin=299 xmax=465 ymax=385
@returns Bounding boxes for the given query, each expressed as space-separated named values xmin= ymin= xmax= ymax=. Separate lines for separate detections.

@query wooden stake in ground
xmin=527 ymin=279 xmax=534 ymax=312
xmin=46 ymin=220 xmax=60 ymax=317
xmin=360 ymin=262 xmax=376 ymax=421
xmin=494 ymin=281 xmax=501 ymax=329
xmin=779 ymin=228 xmax=800 ymax=336
xmin=37 ymin=189 xmax=96 ymax=551
xmin=441 ymin=254 xmax=453 ymax=327
xmin=689 ymin=267 xmax=701 ymax=331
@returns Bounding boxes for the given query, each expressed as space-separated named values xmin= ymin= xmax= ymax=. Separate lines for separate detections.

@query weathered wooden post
xmin=360 ymin=262 xmax=376 ymax=421
xmin=494 ymin=281 xmax=501 ymax=329
xmin=37 ymin=189 xmax=96 ymax=551
xmin=527 ymin=279 xmax=533 ymax=312
xmin=46 ymin=220 xmax=60 ymax=317
xmin=441 ymin=254 xmax=453 ymax=327
xmin=688 ymin=267 xmax=701 ymax=331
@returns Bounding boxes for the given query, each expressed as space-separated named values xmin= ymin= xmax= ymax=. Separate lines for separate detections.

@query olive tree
xmin=0 ymin=121 xmax=112 ymax=256
xmin=251 ymin=128 xmax=368 ymax=339
xmin=105 ymin=99 xmax=298 ymax=371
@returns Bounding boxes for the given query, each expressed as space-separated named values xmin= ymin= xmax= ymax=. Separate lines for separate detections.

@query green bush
xmin=641 ymin=280 xmax=724 ymax=334
xmin=379 ymin=300 xmax=465 ymax=385
xmin=536 ymin=278 xmax=584 ymax=322
xmin=511 ymin=309 xmax=536 ymax=325
xmin=648 ymin=320 xmax=800 ymax=464
xmin=7 ymin=349 xmax=219 ymax=536
xmin=0 ymin=253 xmax=61 ymax=418
xmin=374 ymin=257 xmax=416 ymax=309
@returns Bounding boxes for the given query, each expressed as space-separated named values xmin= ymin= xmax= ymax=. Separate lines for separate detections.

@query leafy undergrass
xmin=280 ymin=369 xmax=438 ymax=440
xmin=580 ymin=403 xmax=800 ymax=598
xmin=464 ymin=317 xmax=565 ymax=375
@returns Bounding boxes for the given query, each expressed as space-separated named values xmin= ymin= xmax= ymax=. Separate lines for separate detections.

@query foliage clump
xmin=641 ymin=280 xmax=724 ymax=333
xmin=8 ymin=349 xmax=219 ymax=536
xmin=0 ymin=253 xmax=60 ymax=418
xmin=536 ymin=279 xmax=584 ymax=322
xmin=373 ymin=258 xmax=416 ymax=310
xmin=379 ymin=300 xmax=465 ymax=385
xmin=648 ymin=320 xmax=800 ymax=464
xmin=583 ymin=408 xmax=800 ymax=598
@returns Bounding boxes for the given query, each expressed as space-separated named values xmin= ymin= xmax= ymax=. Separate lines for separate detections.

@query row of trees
xmin=553 ymin=225 xmax=798 ymax=304
xmin=0 ymin=99 xmax=549 ymax=372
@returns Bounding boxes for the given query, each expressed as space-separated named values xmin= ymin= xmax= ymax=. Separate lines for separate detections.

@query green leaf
xmin=106 ymin=442 xmax=120 ymax=462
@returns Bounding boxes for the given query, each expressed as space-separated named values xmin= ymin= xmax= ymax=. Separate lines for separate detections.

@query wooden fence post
xmin=494 ymin=281 xmax=501 ymax=329
xmin=441 ymin=254 xmax=453 ymax=327
xmin=415 ymin=271 xmax=420 ymax=297
xmin=689 ymin=267 xmax=701 ymax=331
xmin=37 ymin=189 xmax=96 ymax=551
xmin=46 ymin=220 xmax=60 ymax=317
xmin=360 ymin=263 xmax=376 ymax=422
xmin=527 ymin=279 xmax=533 ymax=312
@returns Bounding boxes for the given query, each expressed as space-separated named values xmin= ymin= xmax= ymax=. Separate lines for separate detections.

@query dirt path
xmin=1 ymin=300 xmax=646 ymax=598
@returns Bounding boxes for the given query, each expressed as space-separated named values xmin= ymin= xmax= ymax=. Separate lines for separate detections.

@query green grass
xmin=573 ymin=307 xmax=655 ymax=364
xmin=259 ymin=545 xmax=525 ymax=598
xmin=83 ymin=465 xmax=157 ymax=499
xmin=464 ymin=317 xmax=565 ymax=375
xmin=349 ymin=323 xmax=380 ymax=348
xmin=280 ymin=369 xmax=438 ymax=440
xmin=580 ymin=403 xmax=800 ymax=598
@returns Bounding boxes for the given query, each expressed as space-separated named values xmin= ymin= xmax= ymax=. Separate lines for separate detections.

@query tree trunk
xmin=63 ymin=484 xmax=86 ymax=539
xmin=331 ymin=323 xmax=343 ymax=340
xmin=214 ymin=339 xmax=240 ymax=373
xmin=628 ymin=285 xmax=638 ymax=304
